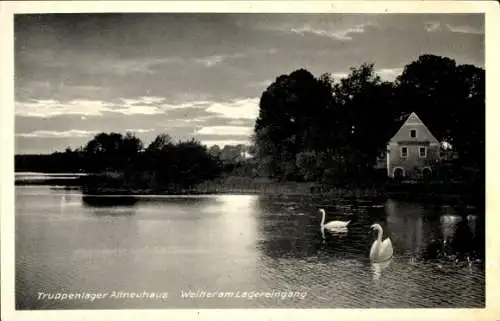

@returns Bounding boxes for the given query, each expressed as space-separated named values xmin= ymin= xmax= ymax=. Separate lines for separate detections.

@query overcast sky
xmin=14 ymin=13 xmax=484 ymax=154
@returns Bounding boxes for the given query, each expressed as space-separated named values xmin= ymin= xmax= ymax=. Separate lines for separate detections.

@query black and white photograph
xmin=1 ymin=1 xmax=498 ymax=320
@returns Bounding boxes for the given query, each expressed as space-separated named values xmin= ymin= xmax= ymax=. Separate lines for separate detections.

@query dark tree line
xmin=253 ymin=54 xmax=484 ymax=186
xmin=15 ymin=148 xmax=85 ymax=173
xmin=16 ymin=132 xmax=223 ymax=190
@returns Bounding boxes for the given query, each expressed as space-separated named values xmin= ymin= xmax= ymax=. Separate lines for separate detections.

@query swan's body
xmin=319 ymin=209 xmax=350 ymax=232
xmin=441 ymin=214 xmax=463 ymax=224
xmin=369 ymin=223 xmax=393 ymax=263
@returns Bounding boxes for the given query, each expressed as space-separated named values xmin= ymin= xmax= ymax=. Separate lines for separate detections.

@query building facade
xmin=386 ymin=112 xmax=441 ymax=179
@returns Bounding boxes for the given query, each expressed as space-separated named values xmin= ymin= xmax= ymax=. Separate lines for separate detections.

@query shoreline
xmin=15 ymin=177 xmax=482 ymax=206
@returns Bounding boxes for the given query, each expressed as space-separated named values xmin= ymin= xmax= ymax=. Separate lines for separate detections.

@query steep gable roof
xmin=389 ymin=112 xmax=439 ymax=144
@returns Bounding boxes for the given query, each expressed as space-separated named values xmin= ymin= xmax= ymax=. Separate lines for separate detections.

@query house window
xmin=419 ymin=147 xmax=427 ymax=158
xmin=401 ymin=146 xmax=408 ymax=158
xmin=410 ymin=129 xmax=417 ymax=138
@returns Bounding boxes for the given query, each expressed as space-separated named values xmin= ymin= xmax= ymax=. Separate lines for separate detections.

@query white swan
xmin=319 ymin=209 xmax=351 ymax=232
xmin=441 ymin=214 xmax=463 ymax=224
xmin=466 ymin=214 xmax=477 ymax=220
xmin=369 ymin=223 xmax=393 ymax=263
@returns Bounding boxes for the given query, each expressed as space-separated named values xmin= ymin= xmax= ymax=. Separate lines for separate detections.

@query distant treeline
xmin=16 ymin=152 xmax=84 ymax=173
xmin=15 ymin=133 xmax=257 ymax=191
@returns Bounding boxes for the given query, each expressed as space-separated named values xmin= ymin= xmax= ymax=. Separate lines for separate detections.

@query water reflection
xmin=59 ymin=192 xmax=81 ymax=205
xmin=82 ymin=195 xmax=139 ymax=207
xmin=385 ymin=199 xmax=428 ymax=263
xmin=15 ymin=186 xmax=485 ymax=309
xmin=371 ymin=258 xmax=392 ymax=281
xmin=466 ymin=214 xmax=478 ymax=239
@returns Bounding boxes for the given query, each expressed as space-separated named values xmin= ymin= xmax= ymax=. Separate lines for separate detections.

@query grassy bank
xmin=15 ymin=172 xmax=483 ymax=208
xmin=386 ymin=180 xmax=484 ymax=207
xmin=75 ymin=175 xmax=386 ymax=198
xmin=15 ymin=178 xmax=82 ymax=186
xmin=192 ymin=177 xmax=387 ymax=198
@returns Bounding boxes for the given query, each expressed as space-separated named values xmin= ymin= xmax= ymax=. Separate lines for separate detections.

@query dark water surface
xmin=15 ymin=185 xmax=485 ymax=309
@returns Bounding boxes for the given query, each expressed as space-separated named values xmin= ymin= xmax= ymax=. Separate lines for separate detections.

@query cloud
xmin=160 ymin=100 xmax=213 ymax=110
xmin=121 ymin=96 xmax=166 ymax=105
xmin=195 ymin=52 xmax=250 ymax=68
xmin=193 ymin=49 xmax=278 ymax=69
xmin=16 ymin=129 xmax=98 ymax=138
xmin=445 ymin=24 xmax=483 ymax=35
xmin=15 ymin=99 xmax=115 ymax=117
xmin=289 ymin=23 xmax=372 ymax=41
xmin=247 ymin=79 xmax=274 ymax=89
xmin=425 ymin=21 xmax=483 ymax=35
xmin=114 ymin=96 xmax=166 ymax=115
xmin=228 ymin=119 xmax=250 ymax=126
xmin=99 ymin=57 xmax=184 ymax=75
xmin=116 ymin=105 xmax=163 ymax=115
xmin=125 ymin=129 xmax=155 ymax=133
xmin=424 ymin=21 xmax=441 ymax=32
xmin=196 ymin=126 xmax=253 ymax=136
xmin=377 ymin=68 xmax=403 ymax=81
xmin=15 ymin=79 xmax=114 ymax=103
xmin=15 ymin=97 xmax=168 ymax=118
xmin=205 ymin=98 xmax=259 ymax=119
xmin=19 ymin=48 xmax=185 ymax=76
xmin=196 ymin=55 xmax=225 ymax=68
xmin=331 ymin=67 xmax=402 ymax=82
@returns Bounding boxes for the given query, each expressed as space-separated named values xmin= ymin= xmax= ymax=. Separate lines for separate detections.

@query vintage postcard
xmin=1 ymin=1 xmax=499 ymax=321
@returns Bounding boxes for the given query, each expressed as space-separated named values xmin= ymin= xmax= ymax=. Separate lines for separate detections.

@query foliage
xmin=15 ymin=54 xmax=484 ymax=191
xmin=16 ymin=132 xmax=223 ymax=191
xmin=253 ymin=54 xmax=484 ymax=186
xmin=15 ymin=147 xmax=85 ymax=173
xmin=81 ymin=132 xmax=143 ymax=172
xmin=395 ymin=55 xmax=484 ymax=172
xmin=146 ymin=133 xmax=173 ymax=152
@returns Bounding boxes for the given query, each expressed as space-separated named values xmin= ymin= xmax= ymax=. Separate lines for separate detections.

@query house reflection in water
xmin=439 ymin=205 xmax=462 ymax=245
xmin=385 ymin=199 xmax=425 ymax=259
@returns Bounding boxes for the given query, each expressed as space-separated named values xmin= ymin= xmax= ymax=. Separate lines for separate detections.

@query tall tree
xmin=146 ymin=133 xmax=173 ymax=152
xmin=331 ymin=63 xmax=398 ymax=172
xmin=122 ymin=132 xmax=144 ymax=165
xmin=82 ymin=132 xmax=143 ymax=172
xmin=395 ymin=54 xmax=459 ymax=141
xmin=254 ymin=69 xmax=334 ymax=179
xmin=396 ymin=54 xmax=484 ymax=171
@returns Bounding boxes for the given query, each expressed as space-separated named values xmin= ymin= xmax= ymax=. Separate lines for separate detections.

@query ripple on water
xmin=15 ymin=186 xmax=485 ymax=309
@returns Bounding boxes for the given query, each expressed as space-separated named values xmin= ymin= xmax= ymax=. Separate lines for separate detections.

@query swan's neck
xmin=320 ymin=212 xmax=325 ymax=227
xmin=376 ymin=228 xmax=383 ymax=242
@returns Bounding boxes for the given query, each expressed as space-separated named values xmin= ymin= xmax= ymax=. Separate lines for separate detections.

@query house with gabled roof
xmin=386 ymin=112 xmax=441 ymax=179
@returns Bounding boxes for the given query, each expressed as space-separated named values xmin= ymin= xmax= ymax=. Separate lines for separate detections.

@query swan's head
xmin=318 ymin=209 xmax=326 ymax=215
xmin=467 ymin=214 xmax=477 ymax=221
xmin=370 ymin=223 xmax=383 ymax=233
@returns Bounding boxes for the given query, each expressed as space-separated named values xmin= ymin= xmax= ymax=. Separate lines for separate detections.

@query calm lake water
xmin=15 ymin=184 xmax=485 ymax=309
